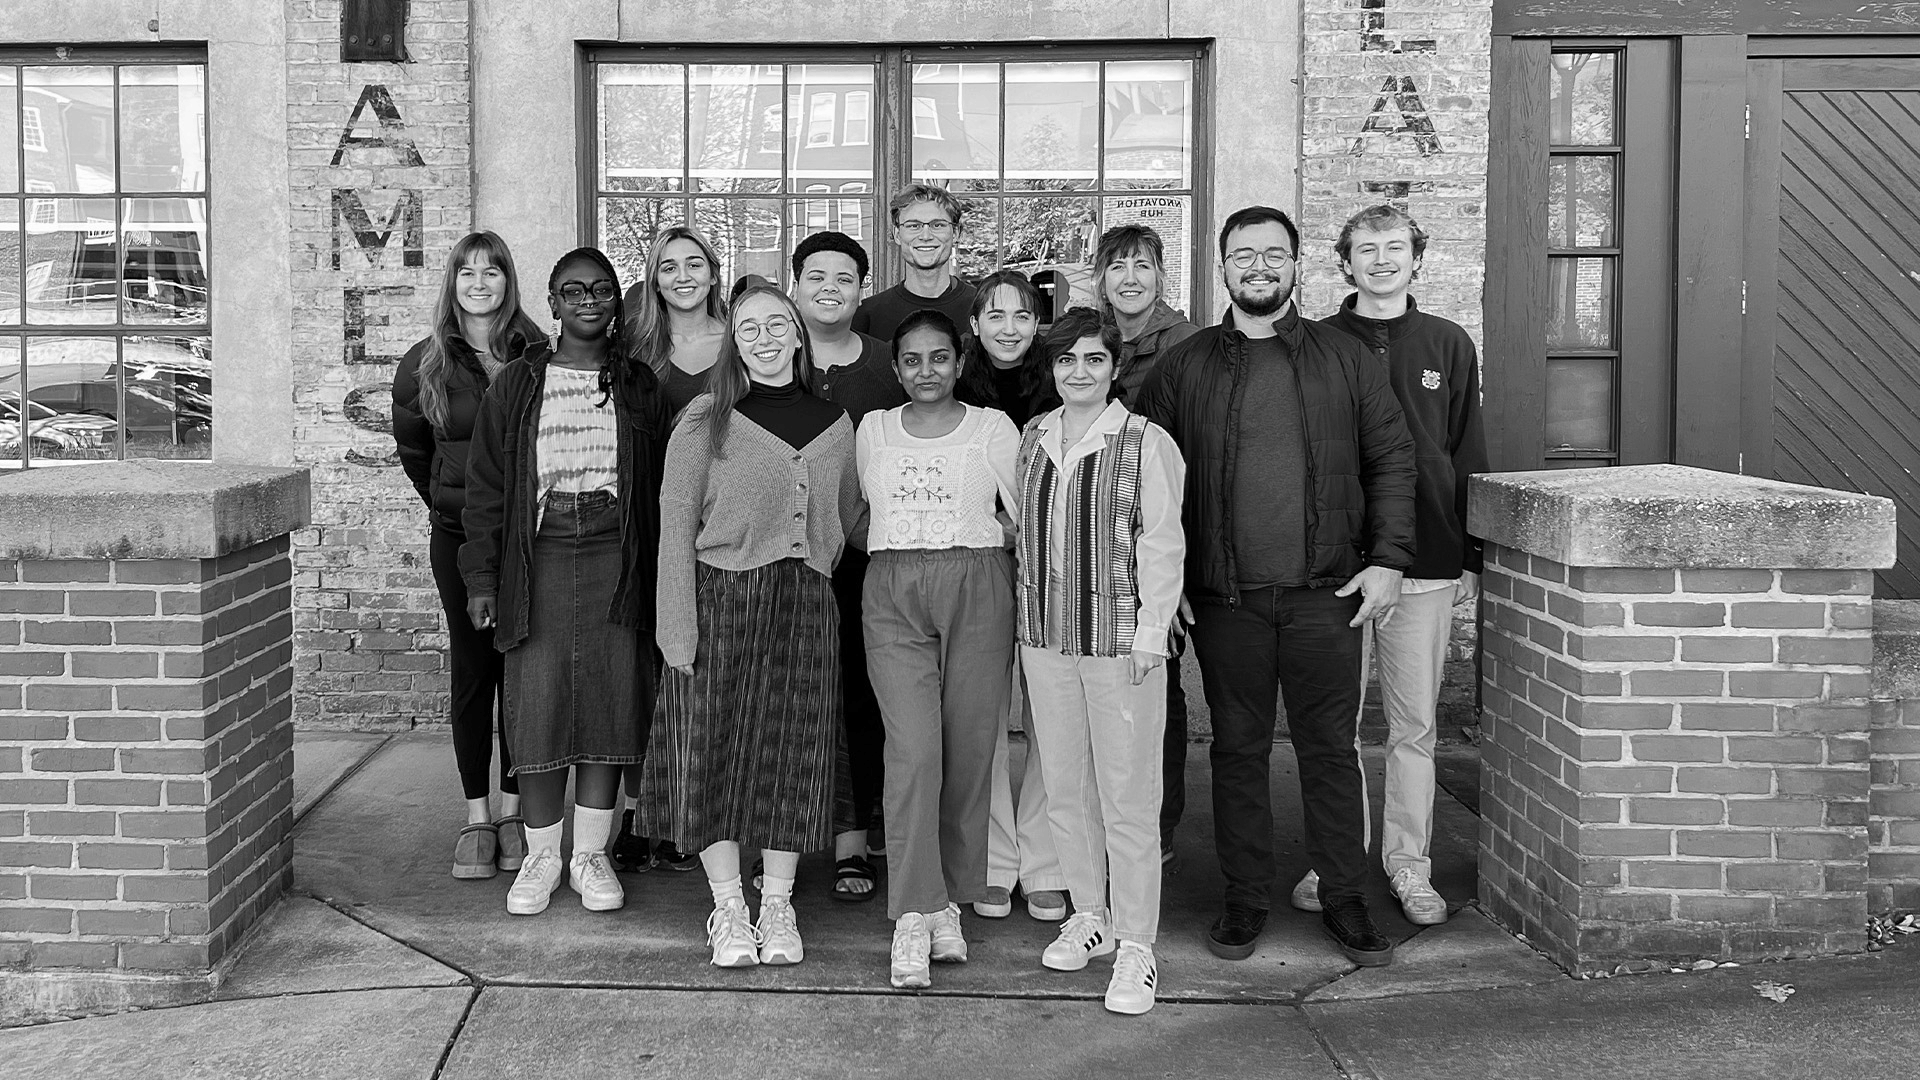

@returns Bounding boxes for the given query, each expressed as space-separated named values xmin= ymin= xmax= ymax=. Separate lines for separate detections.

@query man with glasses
xmin=1136 ymin=205 xmax=1417 ymax=969
xmin=852 ymin=184 xmax=977 ymax=344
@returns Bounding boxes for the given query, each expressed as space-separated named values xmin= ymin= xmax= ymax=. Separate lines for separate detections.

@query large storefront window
xmin=0 ymin=54 xmax=209 ymax=468
xmin=591 ymin=46 xmax=1202 ymax=314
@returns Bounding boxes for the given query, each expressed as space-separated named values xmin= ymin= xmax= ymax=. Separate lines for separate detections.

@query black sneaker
xmin=1322 ymin=897 xmax=1394 ymax=967
xmin=1205 ymin=903 xmax=1268 ymax=960
xmin=653 ymin=839 xmax=700 ymax=872
xmin=610 ymin=811 xmax=652 ymax=873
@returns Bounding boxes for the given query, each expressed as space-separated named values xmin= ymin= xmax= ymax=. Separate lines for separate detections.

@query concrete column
xmin=1468 ymin=464 xmax=1895 ymax=973
xmin=0 ymin=463 xmax=310 ymax=1023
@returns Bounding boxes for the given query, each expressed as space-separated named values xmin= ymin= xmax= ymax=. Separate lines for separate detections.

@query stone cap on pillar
xmin=1468 ymin=464 xmax=1895 ymax=570
xmin=0 ymin=461 xmax=311 ymax=560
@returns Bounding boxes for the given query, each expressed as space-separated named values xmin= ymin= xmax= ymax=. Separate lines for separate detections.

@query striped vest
xmin=1015 ymin=412 xmax=1151 ymax=657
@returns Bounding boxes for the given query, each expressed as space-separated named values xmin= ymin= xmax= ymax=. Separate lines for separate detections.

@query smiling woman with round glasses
xmin=641 ymin=284 xmax=862 ymax=971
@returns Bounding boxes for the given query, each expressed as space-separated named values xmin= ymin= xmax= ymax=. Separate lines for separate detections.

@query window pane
xmin=1005 ymin=62 xmax=1098 ymax=191
xmin=843 ymin=91 xmax=870 ymax=147
xmin=1546 ymin=256 xmax=1615 ymax=349
xmin=692 ymin=196 xmax=782 ymax=286
xmin=690 ymin=65 xmax=781 ymax=195
xmin=953 ymin=197 xmax=1000 ymax=282
xmin=788 ymin=64 xmax=874 ymax=196
xmin=600 ymin=196 xmax=684 ymax=283
xmin=911 ymin=63 xmax=1000 ymax=193
xmin=0 ymin=200 xmax=18 ymax=323
xmin=24 ymin=66 xmax=116 ymax=194
xmin=0 ymin=70 xmax=17 ymax=193
xmin=119 ymin=65 xmax=206 ymax=193
xmin=1102 ymin=193 xmax=1192 ymax=316
xmin=0 ymin=336 xmax=20 ymax=467
xmin=1549 ymin=53 xmax=1616 ymax=146
xmin=123 ymin=334 xmax=210 ymax=459
xmin=1105 ymin=60 xmax=1192 ymax=191
xmin=600 ymin=64 xmax=685 ymax=192
xmin=1002 ymin=194 xmax=1096 ymax=309
xmin=1547 ymin=156 xmax=1616 ymax=248
xmin=25 ymin=335 xmax=117 ymax=460
xmin=1544 ymin=356 xmax=1615 ymax=453
xmin=123 ymin=197 xmax=207 ymax=325
xmin=25 ymin=197 xmax=117 ymax=325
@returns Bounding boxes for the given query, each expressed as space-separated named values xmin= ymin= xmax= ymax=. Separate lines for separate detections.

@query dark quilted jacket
xmin=391 ymin=332 xmax=531 ymax=530
xmin=1135 ymin=305 xmax=1418 ymax=600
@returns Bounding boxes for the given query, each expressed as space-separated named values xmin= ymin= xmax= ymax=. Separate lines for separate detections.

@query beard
xmin=1230 ymin=278 xmax=1293 ymax=317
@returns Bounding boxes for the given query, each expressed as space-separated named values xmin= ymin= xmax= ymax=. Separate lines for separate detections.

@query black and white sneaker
xmin=1105 ymin=942 xmax=1157 ymax=1015
xmin=1041 ymin=910 xmax=1115 ymax=971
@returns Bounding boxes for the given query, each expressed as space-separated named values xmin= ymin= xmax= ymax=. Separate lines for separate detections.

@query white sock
xmin=525 ymin=821 xmax=563 ymax=859
xmin=572 ymin=805 xmax=615 ymax=858
xmin=762 ymin=874 xmax=795 ymax=903
xmin=708 ymin=875 xmax=745 ymax=908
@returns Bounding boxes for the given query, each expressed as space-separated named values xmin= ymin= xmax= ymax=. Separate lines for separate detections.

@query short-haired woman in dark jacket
xmin=391 ymin=230 xmax=545 ymax=881
xmin=461 ymin=247 xmax=670 ymax=917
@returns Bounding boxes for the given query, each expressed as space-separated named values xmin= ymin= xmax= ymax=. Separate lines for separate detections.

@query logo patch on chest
xmin=1421 ymin=369 xmax=1442 ymax=390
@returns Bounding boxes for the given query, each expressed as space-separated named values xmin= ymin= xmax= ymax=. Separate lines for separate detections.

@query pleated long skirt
xmin=639 ymin=558 xmax=842 ymax=853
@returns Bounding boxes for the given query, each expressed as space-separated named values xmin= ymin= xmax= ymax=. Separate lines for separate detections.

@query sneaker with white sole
xmin=928 ymin=902 xmax=967 ymax=963
xmin=890 ymin=912 xmax=932 ymax=988
xmin=568 ymin=851 xmax=625 ymax=912
xmin=505 ymin=850 xmax=563 ymax=916
xmin=757 ymin=897 xmax=804 ymax=965
xmin=1290 ymin=869 xmax=1322 ymax=912
xmin=1105 ymin=941 xmax=1158 ymax=1015
xmin=973 ymin=885 xmax=1012 ymax=919
xmin=1390 ymin=867 xmax=1449 ymax=925
xmin=1026 ymin=889 xmax=1069 ymax=921
xmin=1042 ymin=910 xmax=1116 ymax=972
xmin=706 ymin=898 xmax=760 ymax=968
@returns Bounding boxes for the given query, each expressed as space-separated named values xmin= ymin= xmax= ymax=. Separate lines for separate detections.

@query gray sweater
xmin=655 ymin=394 xmax=862 ymax=668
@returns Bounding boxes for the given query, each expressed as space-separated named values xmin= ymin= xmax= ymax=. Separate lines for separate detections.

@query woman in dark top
xmin=391 ymin=230 xmax=545 ymax=881
xmin=461 ymin=247 xmax=670 ymax=917
xmin=957 ymin=270 xmax=1058 ymax=428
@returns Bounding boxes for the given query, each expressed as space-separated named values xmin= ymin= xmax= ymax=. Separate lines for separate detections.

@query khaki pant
xmin=1362 ymin=585 xmax=1455 ymax=878
xmin=987 ymin=653 xmax=1066 ymax=894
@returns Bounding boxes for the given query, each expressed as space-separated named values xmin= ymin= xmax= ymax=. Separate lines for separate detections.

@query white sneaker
xmin=928 ymin=902 xmax=968 ymax=963
xmin=1290 ymin=869 xmax=1323 ymax=912
xmin=568 ymin=851 xmax=625 ymax=912
xmin=757 ymin=897 xmax=804 ymax=965
xmin=1390 ymin=867 xmax=1448 ymax=925
xmin=505 ymin=850 xmax=563 ymax=916
xmin=1105 ymin=942 xmax=1158 ymax=1015
xmin=706 ymin=898 xmax=760 ymax=968
xmin=890 ymin=912 xmax=932 ymax=988
xmin=1042 ymin=910 xmax=1116 ymax=972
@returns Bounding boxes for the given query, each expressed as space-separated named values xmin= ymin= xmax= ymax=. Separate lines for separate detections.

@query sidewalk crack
xmin=429 ymin=985 xmax=483 ymax=1080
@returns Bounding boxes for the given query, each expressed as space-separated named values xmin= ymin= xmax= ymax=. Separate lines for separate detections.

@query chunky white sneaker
xmin=928 ymin=902 xmax=968 ymax=963
xmin=1290 ymin=869 xmax=1323 ymax=912
xmin=1390 ymin=867 xmax=1449 ymax=925
xmin=505 ymin=850 xmax=563 ymax=916
xmin=1042 ymin=910 xmax=1116 ymax=972
xmin=757 ymin=897 xmax=804 ymax=965
xmin=1105 ymin=942 xmax=1158 ymax=1015
xmin=568 ymin=851 xmax=625 ymax=912
xmin=890 ymin=912 xmax=932 ymax=988
xmin=706 ymin=898 xmax=760 ymax=968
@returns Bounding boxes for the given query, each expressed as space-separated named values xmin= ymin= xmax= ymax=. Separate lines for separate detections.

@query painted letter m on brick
xmin=331 ymin=188 xmax=424 ymax=269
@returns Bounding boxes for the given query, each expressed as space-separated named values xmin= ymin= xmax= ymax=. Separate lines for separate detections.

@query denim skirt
xmin=502 ymin=490 xmax=651 ymax=775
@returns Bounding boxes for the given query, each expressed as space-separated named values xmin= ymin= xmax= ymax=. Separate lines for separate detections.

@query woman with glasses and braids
xmin=392 ymin=231 xmax=546 ymax=881
xmin=639 ymin=284 xmax=862 ymax=969
xmin=460 ymin=246 xmax=670 ymax=918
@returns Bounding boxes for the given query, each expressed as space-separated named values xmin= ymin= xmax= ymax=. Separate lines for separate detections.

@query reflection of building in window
xmin=21 ymin=104 xmax=45 ymax=151
xmin=759 ymin=104 xmax=783 ymax=154
xmin=805 ymin=184 xmax=830 ymax=229
xmin=26 ymin=180 xmax=57 ymax=224
xmin=808 ymin=92 xmax=836 ymax=147
xmin=844 ymin=91 xmax=870 ymax=146
xmin=839 ymin=182 xmax=866 ymax=237
xmin=913 ymin=97 xmax=941 ymax=139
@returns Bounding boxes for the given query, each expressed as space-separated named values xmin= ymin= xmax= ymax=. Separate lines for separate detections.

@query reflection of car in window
xmin=0 ymin=397 xmax=116 ymax=458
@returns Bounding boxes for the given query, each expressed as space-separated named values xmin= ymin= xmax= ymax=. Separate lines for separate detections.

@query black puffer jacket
xmin=1135 ymin=305 xmax=1418 ymax=601
xmin=392 ymin=332 xmax=532 ymax=530
xmin=459 ymin=344 xmax=670 ymax=651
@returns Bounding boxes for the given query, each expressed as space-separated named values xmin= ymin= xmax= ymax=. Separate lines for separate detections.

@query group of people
xmin=391 ymin=181 xmax=1487 ymax=1017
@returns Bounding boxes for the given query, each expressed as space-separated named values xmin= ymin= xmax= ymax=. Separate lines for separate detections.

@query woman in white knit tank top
xmin=855 ymin=308 xmax=1020 ymax=990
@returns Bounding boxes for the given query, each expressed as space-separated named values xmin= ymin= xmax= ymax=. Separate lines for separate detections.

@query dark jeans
xmin=1159 ymin=652 xmax=1189 ymax=850
xmin=1188 ymin=585 xmax=1366 ymax=910
xmin=429 ymin=520 xmax=514 ymax=800
xmin=833 ymin=547 xmax=884 ymax=831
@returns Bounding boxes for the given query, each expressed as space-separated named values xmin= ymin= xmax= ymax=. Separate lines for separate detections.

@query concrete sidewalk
xmin=3 ymin=731 xmax=1916 ymax=1079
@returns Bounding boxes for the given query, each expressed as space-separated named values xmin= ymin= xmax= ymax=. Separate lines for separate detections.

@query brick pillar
xmin=1 ymin=462 xmax=310 ymax=1023
xmin=1869 ymin=601 xmax=1920 ymax=909
xmin=1469 ymin=464 xmax=1895 ymax=972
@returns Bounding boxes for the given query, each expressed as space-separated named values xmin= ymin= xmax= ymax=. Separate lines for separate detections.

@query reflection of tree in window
xmin=808 ymin=92 xmax=836 ymax=147
xmin=913 ymin=97 xmax=941 ymax=140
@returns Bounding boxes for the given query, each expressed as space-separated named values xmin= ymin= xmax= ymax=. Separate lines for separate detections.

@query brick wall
xmin=286 ymin=0 xmax=476 ymax=729
xmin=1871 ymin=697 xmax=1920 ymax=909
xmin=0 ymin=539 xmax=296 ymax=977
xmin=1478 ymin=547 xmax=1872 ymax=970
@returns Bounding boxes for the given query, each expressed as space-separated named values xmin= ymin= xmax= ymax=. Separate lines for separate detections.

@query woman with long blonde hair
xmin=391 ymin=230 xmax=546 ymax=880
xmin=623 ymin=225 xmax=729 ymax=417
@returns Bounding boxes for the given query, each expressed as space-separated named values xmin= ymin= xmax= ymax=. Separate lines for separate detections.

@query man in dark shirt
xmin=851 ymin=184 xmax=978 ymax=344
xmin=1137 ymin=205 xmax=1417 ymax=969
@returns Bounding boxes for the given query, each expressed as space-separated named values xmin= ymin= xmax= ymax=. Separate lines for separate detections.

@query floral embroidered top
xmin=854 ymin=403 xmax=1020 ymax=552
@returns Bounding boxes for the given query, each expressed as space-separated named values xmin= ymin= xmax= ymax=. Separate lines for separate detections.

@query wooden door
xmin=1745 ymin=58 xmax=1920 ymax=596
